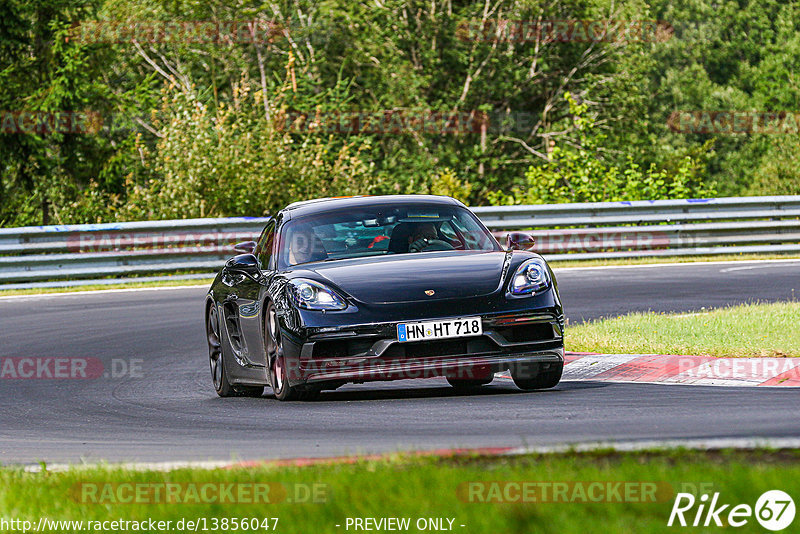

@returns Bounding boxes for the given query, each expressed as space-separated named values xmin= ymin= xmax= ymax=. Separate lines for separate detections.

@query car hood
xmin=299 ymin=251 xmax=512 ymax=304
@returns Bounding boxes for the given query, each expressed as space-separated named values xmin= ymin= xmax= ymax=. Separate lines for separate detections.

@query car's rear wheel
xmin=265 ymin=302 xmax=319 ymax=401
xmin=446 ymin=377 xmax=493 ymax=389
xmin=207 ymin=303 xmax=264 ymax=398
xmin=511 ymin=362 xmax=563 ymax=391
xmin=207 ymin=304 xmax=236 ymax=397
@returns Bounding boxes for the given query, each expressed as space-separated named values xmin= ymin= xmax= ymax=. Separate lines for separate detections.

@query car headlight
xmin=509 ymin=258 xmax=551 ymax=295
xmin=288 ymin=279 xmax=347 ymax=310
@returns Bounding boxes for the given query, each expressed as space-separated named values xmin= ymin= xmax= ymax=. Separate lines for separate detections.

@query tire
xmin=207 ymin=303 xmax=236 ymax=397
xmin=207 ymin=303 xmax=264 ymax=398
xmin=447 ymin=377 xmax=492 ymax=389
xmin=265 ymin=301 xmax=318 ymax=401
xmin=511 ymin=361 xmax=563 ymax=391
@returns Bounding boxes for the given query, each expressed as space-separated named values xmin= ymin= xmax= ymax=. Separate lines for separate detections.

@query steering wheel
xmin=408 ymin=238 xmax=455 ymax=253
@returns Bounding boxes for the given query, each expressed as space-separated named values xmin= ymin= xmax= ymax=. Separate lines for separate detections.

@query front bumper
xmin=297 ymin=348 xmax=564 ymax=384
xmin=282 ymin=309 xmax=565 ymax=385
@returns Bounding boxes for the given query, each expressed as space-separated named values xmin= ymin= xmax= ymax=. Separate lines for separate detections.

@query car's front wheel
xmin=511 ymin=362 xmax=563 ymax=391
xmin=265 ymin=302 xmax=318 ymax=401
xmin=207 ymin=303 xmax=264 ymax=398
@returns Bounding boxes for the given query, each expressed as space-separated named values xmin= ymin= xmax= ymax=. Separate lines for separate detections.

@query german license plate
xmin=397 ymin=317 xmax=482 ymax=343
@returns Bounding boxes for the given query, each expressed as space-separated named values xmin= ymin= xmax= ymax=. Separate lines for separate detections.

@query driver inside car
xmin=407 ymin=222 xmax=454 ymax=253
xmin=287 ymin=225 xmax=327 ymax=265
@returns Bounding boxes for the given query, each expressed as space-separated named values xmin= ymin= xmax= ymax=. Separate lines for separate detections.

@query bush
xmin=96 ymin=76 xmax=379 ymax=221
xmin=489 ymin=94 xmax=716 ymax=205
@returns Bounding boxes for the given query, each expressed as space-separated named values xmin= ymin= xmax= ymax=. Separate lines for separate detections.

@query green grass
xmin=549 ymin=253 xmax=800 ymax=269
xmin=2 ymin=449 xmax=800 ymax=534
xmin=567 ymin=302 xmax=800 ymax=357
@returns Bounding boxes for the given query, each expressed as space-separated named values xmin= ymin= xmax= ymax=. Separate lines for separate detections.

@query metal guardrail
xmin=472 ymin=195 xmax=800 ymax=260
xmin=0 ymin=217 xmax=269 ymax=285
xmin=1 ymin=196 xmax=798 ymax=287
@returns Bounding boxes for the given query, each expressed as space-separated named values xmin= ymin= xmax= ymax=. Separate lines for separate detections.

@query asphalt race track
xmin=1 ymin=260 xmax=798 ymax=464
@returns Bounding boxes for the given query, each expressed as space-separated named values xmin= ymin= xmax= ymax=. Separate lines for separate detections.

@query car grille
xmin=312 ymin=338 xmax=375 ymax=359
xmin=384 ymin=336 xmax=499 ymax=359
xmin=494 ymin=322 xmax=554 ymax=343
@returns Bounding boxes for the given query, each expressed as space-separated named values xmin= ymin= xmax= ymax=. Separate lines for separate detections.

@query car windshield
xmin=278 ymin=203 xmax=500 ymax=268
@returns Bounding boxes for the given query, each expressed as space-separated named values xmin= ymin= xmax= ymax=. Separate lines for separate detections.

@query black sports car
xmin=205 ymin=195 xmax=564 ymax=400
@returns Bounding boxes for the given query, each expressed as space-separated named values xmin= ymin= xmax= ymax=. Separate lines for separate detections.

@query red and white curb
xmin=556 ymin=352 xmax=800 ymax=387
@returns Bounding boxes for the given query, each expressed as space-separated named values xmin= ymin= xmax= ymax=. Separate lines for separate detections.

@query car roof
xmin=282 ymin=195 xmax=462 ymax=219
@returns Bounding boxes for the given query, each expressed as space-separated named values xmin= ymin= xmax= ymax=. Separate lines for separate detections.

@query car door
xmin=229 ymin=219 xmax=276 ymax=368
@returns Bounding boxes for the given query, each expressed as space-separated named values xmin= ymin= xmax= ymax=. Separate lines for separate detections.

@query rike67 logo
xmin=668 ymin=490 xmax=795 ymax=531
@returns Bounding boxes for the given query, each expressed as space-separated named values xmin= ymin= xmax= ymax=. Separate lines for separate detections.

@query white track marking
xmin=23 ymin=459 xmax=235 ymax=473
xmin=560 ymin=354 xmax=641 ymax=379
xmin=0 ymin=284 xmax=208 ymax=301
xmin=719 ymin=262 xmax=800 ymax=272
xmin=506 ymin=437 xmax=800 ymax=455
xmin=554 ymin=258 xmax=800 ymax=273
xmin=20 ymin=438 xmax=800 ymax=472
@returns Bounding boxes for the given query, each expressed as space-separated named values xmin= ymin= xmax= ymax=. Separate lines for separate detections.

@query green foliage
xmin=746 ymin=136 xmax=800 ymax=196
xmin=408 ymin=168 xmax=474 ymax=205
xmin=80 ymin=76 xmax=378 ymax=220
xmin=3 ymin=450 xmax=800 ymax=533
xmin=489 ymin=95 xmax=716 ymax=204
xmin=647 ymin=0 xmax=800 ymax=196
xmin=1 ymin=0 xmax=798 ymax=227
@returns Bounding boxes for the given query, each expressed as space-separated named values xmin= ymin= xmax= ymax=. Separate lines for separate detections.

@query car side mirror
xmin=226 ymin=253 xmax=260 ymax=273
xmin=506 ymin=232 xmax=536 ymax=251
xmin=233 ymin=240 xmax=256 ymax=254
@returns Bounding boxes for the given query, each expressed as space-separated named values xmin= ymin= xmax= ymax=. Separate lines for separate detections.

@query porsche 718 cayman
xmin=205 ymin=195 xmax=564 ymax=400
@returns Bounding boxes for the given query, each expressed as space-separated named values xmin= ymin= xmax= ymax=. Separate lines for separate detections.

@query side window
xmin=255 ymin=220 xmax=276 ymax=270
